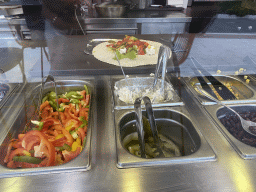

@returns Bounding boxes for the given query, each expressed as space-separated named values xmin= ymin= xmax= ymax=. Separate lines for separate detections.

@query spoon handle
xmin=196 ymin=85 xmax=241 ymax=119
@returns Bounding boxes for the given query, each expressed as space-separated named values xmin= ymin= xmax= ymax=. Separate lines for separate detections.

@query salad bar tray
xmin=110 ymin=76 xmax=183 ymax=110
xmin=114 ymin=105 xmax=216 ymax=168
xmin=203 ymin=104 xmax=256 ymax=159
xmin=182 ymin=75 xmax=256 ymax=105
xmin=0 ymin=80 xmax=94 ymax=178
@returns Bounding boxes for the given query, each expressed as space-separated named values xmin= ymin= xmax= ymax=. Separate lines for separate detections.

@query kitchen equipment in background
xmin=95 ymin=2 xmax=125 ymax=17
xmin=167 ymin=0 xmax=188 ymax=8
xmin=151 ymin=0 xmax=166 ymax=6
xmin=139 ymin=0 xmax=147 ymax=9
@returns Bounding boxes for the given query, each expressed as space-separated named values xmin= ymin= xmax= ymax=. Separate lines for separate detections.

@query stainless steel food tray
xmin=0 ymin=83 xmax=21 ymax=110
xmin=0 ymin=80 xmax=94 ymax=178
xmin=110 ymin=76 xmax=183 ymax=110
xmin=114 ymin=106 xmax=216 ymax=168
xmin=182 ymin=75 xmax=256 ymax=105
xmin=203 ymin=104 xmax=256 ymax=159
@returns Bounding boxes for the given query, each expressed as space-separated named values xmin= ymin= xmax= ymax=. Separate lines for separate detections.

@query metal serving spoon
xmin=196 ymin=85 xmax=256 ymax=137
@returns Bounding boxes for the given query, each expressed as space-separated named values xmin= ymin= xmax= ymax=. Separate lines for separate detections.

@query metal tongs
xmin=134 ymin=96 xmax=164 ymax=158
xmin=153 ymin=45 xmax=171 ymax=91
xmin=38 ymin=75 xmax=62 ymax=125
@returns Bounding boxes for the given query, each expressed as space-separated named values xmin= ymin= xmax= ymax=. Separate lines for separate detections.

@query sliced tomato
xmin=138 ymin=47 xmax=145 ymax=55
xmin=21 ymin=130 xmax=55 ymax=166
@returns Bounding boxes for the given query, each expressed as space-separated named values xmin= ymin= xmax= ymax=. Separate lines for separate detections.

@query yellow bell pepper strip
xmin=71 ymin=141 xmax=81 ymax=152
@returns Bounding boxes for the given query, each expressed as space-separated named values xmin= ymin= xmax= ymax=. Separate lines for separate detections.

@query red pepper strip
xmin=44 ymin=117 xmax=61 ymax=125
xmin=18 ymin=134 xmax=25 ymax=141
xmin=68 ymin=104 xmax=79 ymax=120
xmin=74 ymin=108 xmax=79 ymax=117
xmin=41 ymin=105 xmax=53 ymax=120
xmin=13 ymin=141 xmax=22 ymax=149
xmin=21 ymin=130 xmax=55 ymax=166
xmin=51 ymin=111 xmax=59 ymax=119
xmin=79 ymin=108 xmax=86 ymax=118
xmin=62 ymin=147 xmax=81 ymax=163
xmin=41 ymin=119 xmax=54 ymax=132
xmin=4 ymin=141 xmax=15 ymax=163
xmin=84 ymin=94 xmax=90 ymax=106
xmin=84 ymin=125 xmax=88 ymax=133
xmin=40 ymin=100 xmax=50 ymax=112
xmin=80 ymin=90 xmax=86 ymax=100
xmin=52 ymin=124 xmax=74 ymax=146
xmin=7 ymin=160 xmax=20 ymax=168
xmin=62 ymin=129 xmax=74 ymax=147
xmin=76 ymin=128 xmax=86 ymax=145
xmin=51 ymin=137 xmax=67 ymax=147
xmin=85 ymin=112 xmax=88 ymax=121
xmin=59 ymin=112 xmax=66 ymax=123
xmin=64 ymin=106 xmax=72 ymax=121
xmin=58 ymin=98 xmax=70 ymax=104
xmin=7 ymin=160 xmax=47 ymax=168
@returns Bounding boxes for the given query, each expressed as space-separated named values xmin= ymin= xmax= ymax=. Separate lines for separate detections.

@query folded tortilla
xmin=92 ymin=40 xmax=168 ymax=67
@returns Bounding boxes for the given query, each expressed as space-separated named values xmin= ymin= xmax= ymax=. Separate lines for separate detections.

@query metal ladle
xmin=196 ymin=85 xmax=256 ymax=137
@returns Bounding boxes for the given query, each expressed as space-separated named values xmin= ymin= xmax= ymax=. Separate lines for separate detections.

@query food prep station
xmin=0 ymin=6 xmax=255 ymax=188
xmin=1 ymin=60 xmax=256 ymax=190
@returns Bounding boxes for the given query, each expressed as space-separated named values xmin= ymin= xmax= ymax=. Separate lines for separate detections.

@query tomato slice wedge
xmin=21 ymin=130 xmax=55 ymax=166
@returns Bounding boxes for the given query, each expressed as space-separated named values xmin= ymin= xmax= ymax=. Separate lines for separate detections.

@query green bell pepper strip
xmin=55 ymin=144 xmax=71 ymax=151
xmin=49 ymin=100 xmax=57 ymax=110
xmin=84 ymin=85 xmax=89 ymax=94
xmin=58 ymin=107 xmax=64 ymax=112
xmin=42 ymin=95 xmax=48 ymax=103
xmin=48 ymin=91 xmax=57 ymax=99
xmin=70 ymin=95 xmax=83 ymax=100
xmin=31 ymin=121 xmax=44 ymax=131
xmin=29 ymin=150 xmax=35 ymax=154
xmin=65 ymin=91 xmax=80 ymax=99
xmin=78 ymin=116 xmax=88 ymax=125
xmin=70 ymin=99 xmax=80 ymax=104
xmin=13 ymin=155 xmax=43 ymax=164
xmin=82 ymin=137 xmax=87 ymax=149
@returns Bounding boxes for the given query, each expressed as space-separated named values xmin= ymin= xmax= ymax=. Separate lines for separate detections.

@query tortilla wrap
xmin=92 ymin=40 xmax=170 ymax=67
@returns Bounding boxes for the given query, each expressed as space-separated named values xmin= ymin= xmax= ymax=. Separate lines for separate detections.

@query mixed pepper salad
xmin=4 ymin=85 xmax=90 ymax=168
xmin=106 ymin=35 xmax=156 ymax=60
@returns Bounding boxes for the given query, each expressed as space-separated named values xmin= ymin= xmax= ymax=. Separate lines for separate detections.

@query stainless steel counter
xmin=0 ymin=29 xmax=256 ymax=191
xmin=0 ymin=73 xmax=256 ymax=192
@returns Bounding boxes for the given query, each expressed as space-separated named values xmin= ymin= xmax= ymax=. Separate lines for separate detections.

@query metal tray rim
xmin=114 ymin=106 xmax=216 ymax=168
xmin=0 ymin=79 xmax=94 ymax=178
